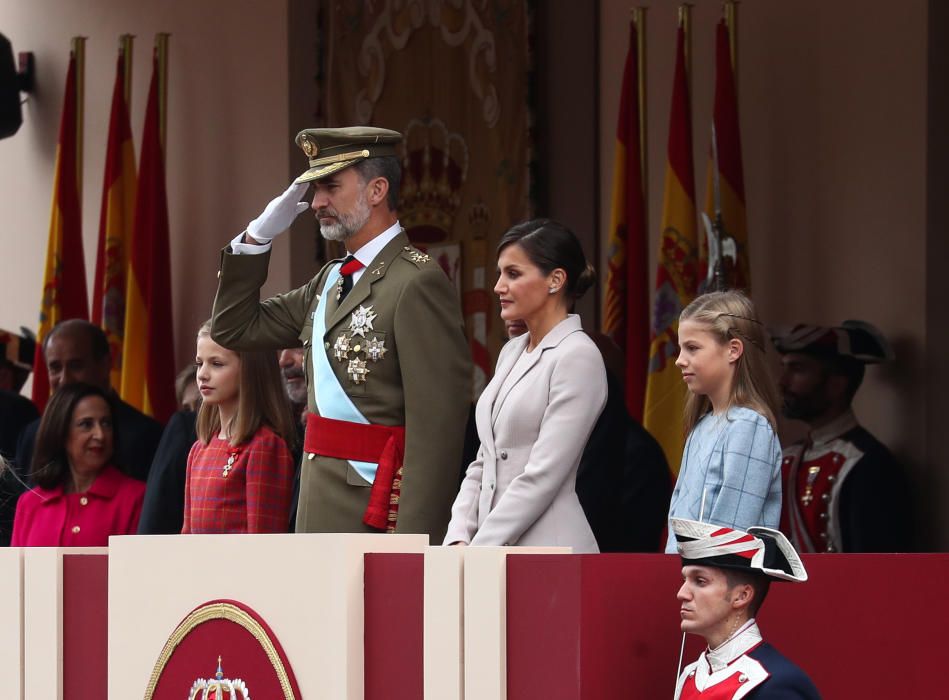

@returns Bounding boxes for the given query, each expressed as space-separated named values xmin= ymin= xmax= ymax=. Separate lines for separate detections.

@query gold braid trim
xmin=143 ymin=601 xmax=296 ymax=700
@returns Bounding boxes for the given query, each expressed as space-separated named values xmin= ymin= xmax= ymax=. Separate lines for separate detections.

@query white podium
xmin=108 ymin=534 xmax=427 ymax=700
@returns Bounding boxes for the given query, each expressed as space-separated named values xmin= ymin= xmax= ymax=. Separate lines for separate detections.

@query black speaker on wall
xmin=0 ymin=33 xmax=35 ymax=140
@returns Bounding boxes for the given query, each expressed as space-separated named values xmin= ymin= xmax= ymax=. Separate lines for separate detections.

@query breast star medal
xmin=348 ymin=357 xmax=370 ymax=384
xmin=333 ymin=333 xmax=351 ymax=361
xmin=364 ymin=336 xmax=387 ymax=362
xmin=349 ymin=305 xmax=377 ymax=338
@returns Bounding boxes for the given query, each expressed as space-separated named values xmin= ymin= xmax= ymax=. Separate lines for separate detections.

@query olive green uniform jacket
xmin=211 ymin=231 xmax=472 ymax=542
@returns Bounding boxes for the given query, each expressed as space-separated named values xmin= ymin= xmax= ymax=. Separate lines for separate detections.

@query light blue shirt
xmin=665 ymin=406 xmax=783 ymax=553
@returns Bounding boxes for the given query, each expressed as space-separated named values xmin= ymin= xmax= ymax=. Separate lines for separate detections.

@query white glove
xmin=245 ymin=182 xmax=310 ymax=244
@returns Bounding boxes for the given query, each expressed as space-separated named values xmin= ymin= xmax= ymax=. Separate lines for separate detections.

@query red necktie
xmin=339 ymin=255 xmax=365 ymax=301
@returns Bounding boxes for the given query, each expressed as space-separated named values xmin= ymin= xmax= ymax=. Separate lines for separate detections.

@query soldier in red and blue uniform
xmin=672 ymin=518 xmax=820 ymax=700
xmin=772 ymin=321 xmax=911 ymax=553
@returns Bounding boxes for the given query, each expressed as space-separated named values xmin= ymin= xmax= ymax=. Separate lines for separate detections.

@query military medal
xmin=801 ymin=465 xmax=821 ymax=506
xmin=333 ymin=333 xmax=351 ymax=361
xmin=349 ymin=305 xmax=377 ymax=337
xmin=348 ymin=357 xmax=370 ymax=384
xmin=365 ymin=336 xmax=387 ymax=362
xmin=335 ymin=276 xmax=345 ymax=302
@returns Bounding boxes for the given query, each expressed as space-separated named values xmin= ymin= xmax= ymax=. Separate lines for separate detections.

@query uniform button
xmin=500 ymin=451 xmax=508 ymax=460
xmin=821 ymin=493 xmax=830 ymax=502
xmin=324 ymin=342 xmax=330 ymax=349
xmin=819 ymin=512 xmax=829 ymax=520
xmin=307 ymin=453 xmax=316 ymax=461
xmin=489 ymin=483 xmax=495 ymax=490
xmin=819 ymin=532 xmax=828 ymax=539
xmin=827 ymin=474 xmax=836 ymax=482
xmin=71 ymin=526 xmax=80 ymax=534
xmin=739 ymin=674 xmax=748 ymax=683
xmin=79 ymin=497 xmax=88 ymax=506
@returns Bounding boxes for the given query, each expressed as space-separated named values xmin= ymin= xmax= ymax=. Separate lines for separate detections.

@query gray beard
xmin=319 ymin=196 xmax=371 ymax=242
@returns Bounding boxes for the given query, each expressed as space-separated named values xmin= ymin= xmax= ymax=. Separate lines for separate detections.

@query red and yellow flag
xmin=31 ymin=49 xmax=88 ymax=410
xmin=92 ymin=47 xmax=137 ymax=390
xmin=121 ymin=47 xmax=175 ymax=423
xmin=701 ymin=18 xmax=749 ymax=290
xmin=642 ymin=21 xmax=700 ymax=476
xmin=603 ymin=17 xmax=649 ymax=421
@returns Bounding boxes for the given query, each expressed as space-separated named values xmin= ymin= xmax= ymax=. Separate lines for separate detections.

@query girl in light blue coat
xmin=664 ymin=291 xmax=783 ymax=553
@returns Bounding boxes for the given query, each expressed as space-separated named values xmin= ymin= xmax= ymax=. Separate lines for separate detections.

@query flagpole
xmin=155 ymin=33 xmax=170 ymax=158
xmin=679 ymin=5 xmax=693 ymax=84
xmin=724 ymin=1 xmax=738 ymax=91
xmin=120 ymin=34 xmax=134 ymax=105
xmin=71 ymin=37 xmax=86 ymax=202
xmin=634 ymin=7 xmax=648 ymax=225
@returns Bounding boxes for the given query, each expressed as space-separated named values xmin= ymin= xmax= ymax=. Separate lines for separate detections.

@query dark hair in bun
xmin=497 ymin=218 xmax=595 ymax=301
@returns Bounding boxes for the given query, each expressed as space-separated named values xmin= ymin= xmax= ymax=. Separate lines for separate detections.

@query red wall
xmin=507 ymin=553 xmax=949 ymax=699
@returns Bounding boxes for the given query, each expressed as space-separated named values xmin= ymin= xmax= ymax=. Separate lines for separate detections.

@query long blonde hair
xmin=195 ymin=321 xmax=298 ymax=449
xmin=679 ymin=291 xmax=779 ymax=434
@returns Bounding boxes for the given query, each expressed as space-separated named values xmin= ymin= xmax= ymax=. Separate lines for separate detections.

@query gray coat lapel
xmin=475 ymin=335 xmax=525 ymax=457
xmin=489 ymin=315 xmax=585 ymax=423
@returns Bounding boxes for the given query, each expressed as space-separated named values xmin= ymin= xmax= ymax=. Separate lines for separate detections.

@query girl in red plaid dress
xmin=182 ymin=322 xmax=298 ymax=533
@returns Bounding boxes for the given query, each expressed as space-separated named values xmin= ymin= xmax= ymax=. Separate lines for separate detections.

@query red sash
xmin=304 ymin=414 xmax=405 ymax=532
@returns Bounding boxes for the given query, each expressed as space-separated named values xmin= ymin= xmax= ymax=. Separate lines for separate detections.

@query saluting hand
xmin=244 ymin=182 xmax=310 ymax=245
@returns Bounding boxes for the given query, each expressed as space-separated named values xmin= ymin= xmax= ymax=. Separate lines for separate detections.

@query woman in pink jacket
xmin=11 ymin=383 xmax=144 ymax=547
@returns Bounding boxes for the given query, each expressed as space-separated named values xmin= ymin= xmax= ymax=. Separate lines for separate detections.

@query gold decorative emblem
xmin=403 ymin=246 xmax=431 ymax=264
xmin=371 ymin=261 xmax=385 ymax=275
xmin=349 ymin=305 xmax=377 ymax=338
xmin=365 ymin=336 xmax=387 ymax=362
xmin=300 ymin=135 xmax=317 ymax=158
xmin=348 ymin=357 xmax=370 ymax=384
xmin=333 ymin=333 xmax=351 ymax=362
xmin=188 ymin=657 xmax=250 ymax=700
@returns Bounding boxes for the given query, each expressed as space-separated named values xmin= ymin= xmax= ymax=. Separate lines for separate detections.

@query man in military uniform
xmin=672 ymin=518 xmax=820 ymax=699
xmin=772 ymin=321 xmax=911 ymax=552
xmin=212 ymin=127 xmax=471 ymax=541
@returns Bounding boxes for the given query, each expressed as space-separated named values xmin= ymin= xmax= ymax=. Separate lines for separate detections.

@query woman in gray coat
xmin=444 ymin=219 xmax=607 ymax=552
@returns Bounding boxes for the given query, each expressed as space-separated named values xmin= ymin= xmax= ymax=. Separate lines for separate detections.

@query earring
xmin=548 ymin=287 xmax=558 ymax=294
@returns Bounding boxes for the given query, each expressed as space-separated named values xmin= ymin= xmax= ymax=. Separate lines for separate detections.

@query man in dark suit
xmin=15 ymin=320 xmax=163 ymax=484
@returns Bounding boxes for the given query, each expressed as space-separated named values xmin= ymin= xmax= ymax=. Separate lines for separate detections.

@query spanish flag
xmin=602 ymin=18 xmax=649 ymax=421
xmin=642 ymin=22 xmax=700 ymax=476
xmin=92 ymin=48 xmax=137 ymax=391
xmin=120 ymin=48 xmax=175 ymax=423
xmin=701 ymin=19 xmax=749 ymax=290
xmin=31 ymin=50 xmax=88 ymax=410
